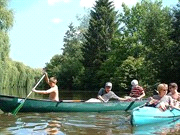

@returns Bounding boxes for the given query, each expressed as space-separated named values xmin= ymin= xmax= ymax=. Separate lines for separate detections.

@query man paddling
xmin=32 ymin=72 xmax=59 ymax=101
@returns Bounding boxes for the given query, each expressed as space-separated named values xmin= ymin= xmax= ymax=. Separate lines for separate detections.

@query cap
xmin=131 ymin=79 xmax=138 ymax=86
xmin=105 ymin=82 xmax=112 ymax=88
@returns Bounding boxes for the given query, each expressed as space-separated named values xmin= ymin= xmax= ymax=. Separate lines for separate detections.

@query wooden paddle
xmin=12 ymin=74 xmax=45 ymax=115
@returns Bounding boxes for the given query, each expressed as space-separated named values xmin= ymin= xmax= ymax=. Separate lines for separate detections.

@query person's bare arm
xmin=129 ymin=92 xmax=134 ymax=97
xmin=117 ymin=97 xmax=129 ymax=101
xmin=32 ymin=88 xmax=54 ymax=94
xmin=136 ymin=91 xmax=145 ymax=100
xmin=97 ymin=95 xmax=106 ymax=102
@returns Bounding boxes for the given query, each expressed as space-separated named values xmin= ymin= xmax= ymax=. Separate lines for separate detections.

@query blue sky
xmin=9 ymin=0 xmax=178 ymax=68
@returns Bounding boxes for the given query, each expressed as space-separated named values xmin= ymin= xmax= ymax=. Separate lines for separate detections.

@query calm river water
xmin=1 ymin=111 xmax=180 ymax=135
xmin=1 ymin=89 xmax=180 ymax=134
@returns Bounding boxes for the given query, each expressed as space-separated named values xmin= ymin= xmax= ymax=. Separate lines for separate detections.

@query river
xmin=1 ymin=110 xmax=180 ymax=135
xmin=0 ymin=89 xmax=180 ymax=134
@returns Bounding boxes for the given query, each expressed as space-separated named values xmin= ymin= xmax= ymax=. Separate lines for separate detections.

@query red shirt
xmin=130 ymin=86 xmax=144 ymax=98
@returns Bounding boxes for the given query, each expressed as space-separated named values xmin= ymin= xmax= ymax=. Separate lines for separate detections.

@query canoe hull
xmin=131 ymin=106 xmax=180 ymax=126
xmin=0 ymin=95 xmax=147 ymax=113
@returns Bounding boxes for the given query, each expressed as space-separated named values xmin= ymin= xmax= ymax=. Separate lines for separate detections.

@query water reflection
xmin=0 ymin=112 xmax=131 ymax=135
xmin=1 ymin=111 xmax=180 ymax=134
xmin=60 ymin=111 xmax=131 ymax=135
xmin=46 ymin=121 xmax=62 ymax=135
xmin=0 ymin=113 xmax=17 ymax=134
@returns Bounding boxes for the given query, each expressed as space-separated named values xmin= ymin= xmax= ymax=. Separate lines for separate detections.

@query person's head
xmin=131 ymin=79 xmax=138 ymax=86
xmin=157 ymin=83 xmax=168 ymax=96
xmin=49 ymin=77 xmax=57 ymax=87
xmin=169 ymin=83 xmax=178 ymax=92
xmin=105 ymin=82 xmax=112 ymax=93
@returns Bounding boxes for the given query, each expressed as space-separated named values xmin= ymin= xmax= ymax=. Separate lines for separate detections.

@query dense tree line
xmin=1 ymin=0 xmax=180 ymax=96
xmin=46 ymin=0 xmax=180 ymax=94
xmin=0 ymin=0 xmax=42 ymax=94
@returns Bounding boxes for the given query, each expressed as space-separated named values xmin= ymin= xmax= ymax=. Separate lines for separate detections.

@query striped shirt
xmin=130 ymin=86 xmax=144 ymax=98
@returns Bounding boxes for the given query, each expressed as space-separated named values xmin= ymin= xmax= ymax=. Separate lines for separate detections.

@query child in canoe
xmin=124 ymin=79 xmax=145 ymax=101
xmin=168 ymin=82 xmax=180 ymax=108
xmin=32 ymin=72 xmax=59 ymax=101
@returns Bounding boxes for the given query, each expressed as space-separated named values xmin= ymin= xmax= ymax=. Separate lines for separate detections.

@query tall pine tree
xmin=82 ymin=0 xmax=119 ymax=90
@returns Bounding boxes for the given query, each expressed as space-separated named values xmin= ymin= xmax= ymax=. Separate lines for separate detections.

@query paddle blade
xmin=12 ymin=101 xmax=25 ymax=115
xmin=125 ymin=101 xmax=135 ymax=111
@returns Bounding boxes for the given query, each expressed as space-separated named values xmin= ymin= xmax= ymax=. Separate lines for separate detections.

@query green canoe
xmin=0 ymin=94 xmax=147 ymax=113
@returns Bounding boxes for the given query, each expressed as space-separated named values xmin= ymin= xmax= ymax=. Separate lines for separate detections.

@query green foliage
xmin=169 ymin=2 xmax=180 ymax=84
xmin=82 ymin=0 xmax=119 ymax=90
xmin=0 ymin=0 xmax=13 ymax=61
xmin=0 ymin=58 xmax=41 ymax=91
xmin=140 ymin=0 xmax=174 ymax=83
xmin=116 ymin=0 xmax=174 ymax=88
xmin=46 ymin=23 xmax=84 ymax=90
xmin=113 ymin=56 xmax=148 ymax=90
xmin=2 ymin=0 xmax=179 ymax=96
xmin=45 ymin=0 xmax=180 ymax=94
xmin=0 ymin=0 xmax=43 ymax=95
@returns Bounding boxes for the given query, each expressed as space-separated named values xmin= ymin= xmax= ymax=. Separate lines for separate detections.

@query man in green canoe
xmin=97 ymin=82 xmax=128 ymax=102
xmin=32 ymin=72 xmax=59 ymax=101
xmin=86 ymin=82 xmax=128 ymax=102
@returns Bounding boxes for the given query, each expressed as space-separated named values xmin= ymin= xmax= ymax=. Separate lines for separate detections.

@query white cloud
xmin=51 ymin=18 xmax=62 ymax=24
xmin=48 ymin=0 xmax=70 ymax=6
xmin=80 ymin=0 xmax=138 ymax=8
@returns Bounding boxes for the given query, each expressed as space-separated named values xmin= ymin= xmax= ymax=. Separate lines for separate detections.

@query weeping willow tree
xmin=0 ymin=0 xmax=42 ymax=95
xmin=0 ymin=0 xmax=13 ymax=90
